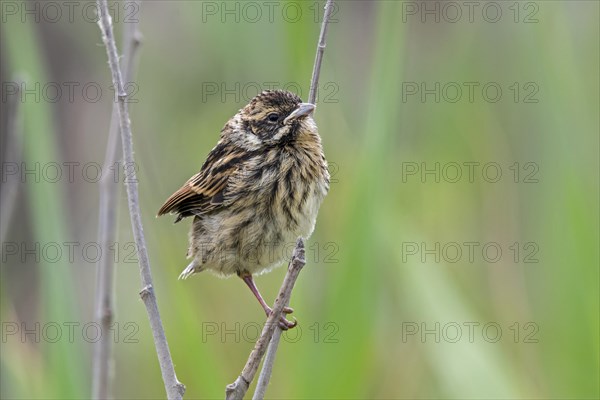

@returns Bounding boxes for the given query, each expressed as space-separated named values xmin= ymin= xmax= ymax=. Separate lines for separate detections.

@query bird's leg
xmin=238 ymin=271 xmax=296 ymax=329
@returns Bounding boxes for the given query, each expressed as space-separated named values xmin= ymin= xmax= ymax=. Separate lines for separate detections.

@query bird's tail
xmin=178 ymin=260 xmax=202 ymax=280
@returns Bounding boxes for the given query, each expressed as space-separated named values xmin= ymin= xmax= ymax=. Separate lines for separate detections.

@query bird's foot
xmin=239 ymin=272 xmax=297 ymax=329
xmin=266 ymin=306 xmax=297 ymax=330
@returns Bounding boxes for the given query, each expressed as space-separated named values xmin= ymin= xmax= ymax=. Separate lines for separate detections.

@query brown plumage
xmin=158 ymin=90 xmax=329 ymax=328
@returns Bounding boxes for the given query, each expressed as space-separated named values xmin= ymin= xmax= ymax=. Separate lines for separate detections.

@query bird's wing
xmin=157 ymin=142 xmax=253 ymax=222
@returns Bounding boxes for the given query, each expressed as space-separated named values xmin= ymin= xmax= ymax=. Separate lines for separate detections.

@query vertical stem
xmin=95 ymin=1 xmax=185 ymax=399
xmin=92 ymin=6 xmax=142 ymax=399
xmin=252 ymin=330 xmax=282 ymax=400
xmin=0 ymin=75 xmax=24 ymax=242
xmin=252 ymin=2 xmax=336 ymax=398
xmin=308 ymin=0 xmax=335 ymax=105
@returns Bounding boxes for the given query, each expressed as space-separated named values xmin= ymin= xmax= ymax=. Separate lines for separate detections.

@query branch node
xmin=100 ymin=306 xmax=114 ymax=326
xmin=174 ymin=381 xmax=186 ymax=395
xmin=139 ymin=284 xmax=153 ymax=300
xmin=133 ymin=31 xmax=144 ymax=46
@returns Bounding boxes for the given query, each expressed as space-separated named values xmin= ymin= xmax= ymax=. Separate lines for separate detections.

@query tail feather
xmin=179 ymin=260 xmax=202 ymax=280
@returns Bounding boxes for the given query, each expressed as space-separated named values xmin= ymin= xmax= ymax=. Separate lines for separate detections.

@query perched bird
xmin=158 ymin=90 xmax=329 ymax=328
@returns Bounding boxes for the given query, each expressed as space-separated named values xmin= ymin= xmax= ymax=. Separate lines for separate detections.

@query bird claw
xmin=266 ymin=306 xmax=297 ymax=330
xmin=283 ymin=306 xmax=294 ymax=315
xmin=278 ymin=316 xmax=297 ymax=330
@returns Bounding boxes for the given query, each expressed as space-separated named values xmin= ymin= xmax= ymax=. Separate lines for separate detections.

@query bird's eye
xmin=267 ymin=113 xmax=279 ymax=122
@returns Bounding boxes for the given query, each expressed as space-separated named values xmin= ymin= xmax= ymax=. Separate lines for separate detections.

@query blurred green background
xmin=1 ymin=1 xmax=599 ymax=399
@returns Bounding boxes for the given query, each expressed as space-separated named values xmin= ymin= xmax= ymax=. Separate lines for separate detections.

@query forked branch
xmin=225 ymin=240 xmax=306 ymax=400
xmin=252 ymin=1 xmax=336 ymax=398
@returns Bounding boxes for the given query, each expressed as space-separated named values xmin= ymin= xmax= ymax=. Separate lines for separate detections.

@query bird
xmin=157 ymin=90 xmax=329 ymax=328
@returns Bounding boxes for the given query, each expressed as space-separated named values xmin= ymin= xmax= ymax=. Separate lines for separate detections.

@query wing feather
xmin=157 ymin=142 xmax=252 ymax=222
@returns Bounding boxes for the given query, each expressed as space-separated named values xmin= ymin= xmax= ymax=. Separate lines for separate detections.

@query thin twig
xmin=0 ymin=75 xmax=24 ymax=242
xmin=92 ymin=6 xmax=142 ymax=399
xmin=252 ymin=3 xmax=335 ymax=398
xmin=308 ymin=0 xmax=335 ymax=105
xmin=225 ymin=239 xmax=306 ymax=400
xmin=252 ymin=327 xmax=282 ymax=400
xmin=95 ymin=1 xmax=185 ymax=399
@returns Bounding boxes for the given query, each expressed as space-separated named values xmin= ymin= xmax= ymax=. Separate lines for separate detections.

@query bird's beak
xmin=284 ymin=103 xmax=316 ymax=124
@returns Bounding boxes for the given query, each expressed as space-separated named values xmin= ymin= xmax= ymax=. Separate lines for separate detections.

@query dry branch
xmin=308 ymin=0 xmax=335 ymax=105
xmin=92 ymin=6 xmax=142 ymax=399
xmin=252 ymin=1 xmax=336 ymax=398
xmin=225 ymin=240 xmax=306 ymax=400
xmin=95 ymin=1 xmax=185 ymax=398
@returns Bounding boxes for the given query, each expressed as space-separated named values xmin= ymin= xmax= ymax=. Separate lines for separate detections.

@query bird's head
xmin=224 ymin=90 xmax=317 ymax=151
